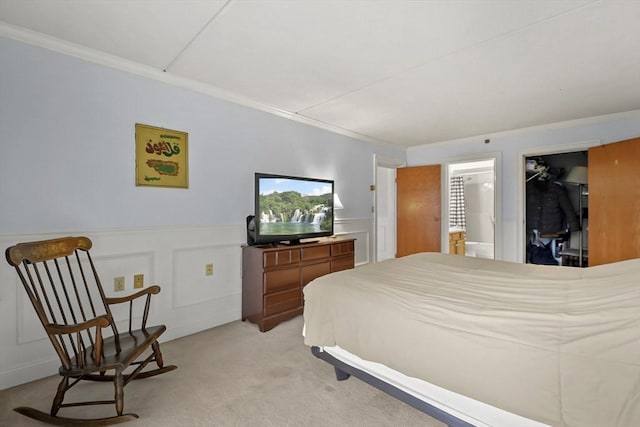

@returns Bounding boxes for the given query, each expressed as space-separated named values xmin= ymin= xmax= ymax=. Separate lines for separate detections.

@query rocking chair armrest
xmin=105 ymin=285 xmax=161 ymax=331
xmin=105 ymin=285 xmax=161 ymax=305
xmin=46 ymin=315 xmax=111 ymax=369
xmin=45 ymin=314 xmax=111 ymax=335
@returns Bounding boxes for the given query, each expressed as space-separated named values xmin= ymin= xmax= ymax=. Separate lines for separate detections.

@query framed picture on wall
xmin=135 ymin=123 xmax=188 ymax=188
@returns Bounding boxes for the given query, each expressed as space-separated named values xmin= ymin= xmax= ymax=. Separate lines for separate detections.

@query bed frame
xmin=311 ymin=346 xmax=473 ymax=427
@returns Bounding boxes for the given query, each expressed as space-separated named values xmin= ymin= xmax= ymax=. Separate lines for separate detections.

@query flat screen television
xmin=248 ymin=173 xmax=335 ymax=246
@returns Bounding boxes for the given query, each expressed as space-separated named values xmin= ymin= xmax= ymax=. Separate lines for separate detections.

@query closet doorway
xmin=446 ymin=157 xmax=497 ymax=259
xmin=524 ymin=150 xmax=588 ymax=266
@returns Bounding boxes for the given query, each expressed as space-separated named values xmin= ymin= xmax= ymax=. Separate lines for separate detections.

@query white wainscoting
xmin=334 ymin=217 xmax=372 ymax=266
xmin=0 ymin=217 xmax=373 ymax=389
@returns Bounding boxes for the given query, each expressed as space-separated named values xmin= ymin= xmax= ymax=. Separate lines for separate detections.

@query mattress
xmin=303 ymin=253 xmax=640 ymax=427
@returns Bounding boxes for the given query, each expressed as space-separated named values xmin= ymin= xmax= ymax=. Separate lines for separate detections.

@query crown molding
xmin=0 ymin=22 xmax=396 ymax=149
xmin=5 ymin=21 xmax=635 ymax=153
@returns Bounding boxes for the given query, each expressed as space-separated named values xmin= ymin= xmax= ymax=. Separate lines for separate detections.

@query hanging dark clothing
xmin=526 ymin=179 xmax=579 ymax=235
xmin=528 ymin=242 xmax=559 ymax=265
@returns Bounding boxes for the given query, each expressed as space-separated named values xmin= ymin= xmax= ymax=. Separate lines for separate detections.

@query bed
xmin=303 ymin=253 xmax=640 ymax=427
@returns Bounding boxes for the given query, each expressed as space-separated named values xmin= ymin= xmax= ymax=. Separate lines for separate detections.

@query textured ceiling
xmin=1 ymin=0 xmax=639 ymax=147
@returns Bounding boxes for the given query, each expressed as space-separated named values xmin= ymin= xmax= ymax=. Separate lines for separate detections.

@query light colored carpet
xmin=0 ymin=316 xmax=444 ymax=426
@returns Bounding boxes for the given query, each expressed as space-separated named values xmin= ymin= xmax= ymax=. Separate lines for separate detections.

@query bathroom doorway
xmin=446 ymin=158 xmax=497 ymax=259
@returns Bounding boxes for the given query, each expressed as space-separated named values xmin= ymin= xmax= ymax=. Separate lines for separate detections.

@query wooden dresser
xmin=242 ymin=238 xmax=355 ymax=332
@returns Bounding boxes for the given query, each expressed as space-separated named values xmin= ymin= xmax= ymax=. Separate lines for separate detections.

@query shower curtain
xmin=449 ymin=176 xmax=466 ymax=229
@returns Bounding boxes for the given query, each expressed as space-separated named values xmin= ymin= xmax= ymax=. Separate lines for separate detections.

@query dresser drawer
xmin=331 ymin=241 xmax=354 ymax=256
xmin=331 ymin=255 xmax=354 ymax=272
xmin=264 ymin=288 xmax=301 ymax=317
xmin=301 ymin=245 xmax=331 ymax=261
xmin=264 ymin=268 xmax=300 ymax=294
xmin=263 ymin=249 xmax=300 ymax=268
xmin=301 ymin=261 xmax=331 ymax=286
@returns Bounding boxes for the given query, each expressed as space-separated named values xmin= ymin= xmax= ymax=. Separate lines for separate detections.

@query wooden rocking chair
xmin=5 ymin=236 xmax=177 ymax=426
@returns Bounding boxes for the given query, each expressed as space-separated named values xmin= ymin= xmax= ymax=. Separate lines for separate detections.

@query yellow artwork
xmin=135 ymin=123 xmax=188 ymax=188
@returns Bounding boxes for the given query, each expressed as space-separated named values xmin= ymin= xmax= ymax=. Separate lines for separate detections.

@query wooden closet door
xmin=589 ymin=137 xmax=640 ymax=265
xmin=396 ymin=164 xmax=441 ymax=257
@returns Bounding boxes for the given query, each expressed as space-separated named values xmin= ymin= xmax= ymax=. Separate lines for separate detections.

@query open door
xmin=589 ymin=137 xmax=640 ymax=265
xmin=396 ymin=164 xmax=441 ymax=257
xmin=375 ymin=165 xmax=397 ymax=262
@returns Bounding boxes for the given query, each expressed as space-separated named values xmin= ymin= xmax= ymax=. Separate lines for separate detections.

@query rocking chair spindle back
xmin=5 ymin=236 xmax=176 ymax=426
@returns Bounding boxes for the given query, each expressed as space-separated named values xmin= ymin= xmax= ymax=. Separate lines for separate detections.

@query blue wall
xmin=0 ymin=36 xmax=405 ymax=234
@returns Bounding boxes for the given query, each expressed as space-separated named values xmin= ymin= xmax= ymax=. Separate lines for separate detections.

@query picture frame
xmin=135 ymin=123 xmax=188 ymax=188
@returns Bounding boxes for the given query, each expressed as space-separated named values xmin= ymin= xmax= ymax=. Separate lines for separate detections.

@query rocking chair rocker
xmin=5 ymin=236 xmax=177 ymax=426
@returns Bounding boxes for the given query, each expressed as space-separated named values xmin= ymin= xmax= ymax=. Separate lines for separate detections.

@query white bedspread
xmin=303 ymin=253 xmax=640 ymax=427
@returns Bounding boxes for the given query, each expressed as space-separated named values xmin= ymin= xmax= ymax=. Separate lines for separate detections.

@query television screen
xmin=252 ymin=173 xmax=334 ymax=245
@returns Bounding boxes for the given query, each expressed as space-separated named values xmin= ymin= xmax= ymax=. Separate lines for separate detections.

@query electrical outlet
xmin=114 ymin=276 xmax=125 ymax=292
xmin=205 ymin=263 xmax=214 ymax=276
xmin=133 ymin=274 xmax=144 ymax=289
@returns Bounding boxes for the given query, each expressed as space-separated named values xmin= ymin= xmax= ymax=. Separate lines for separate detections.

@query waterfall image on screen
xmin=258 ymin=176 xmax=333 ymax=237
